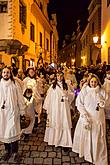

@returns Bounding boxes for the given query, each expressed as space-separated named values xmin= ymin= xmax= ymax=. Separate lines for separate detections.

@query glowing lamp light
xmin=71 ymin=59 xmax=75 ymax=63
xmin=93 ymin=35 xmax=99 ymax=44
xmin=64 ymin=62 xmax=66 ymax=66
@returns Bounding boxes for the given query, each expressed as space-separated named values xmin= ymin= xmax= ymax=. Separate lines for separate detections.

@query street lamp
xmin=93 ymin=34 xmax=102 ymax=64
xmin=93 ymin=35 xmax=99 ymax=44
xmin=71 ymin=58 xmax=75 ymax=66
xmin=93 ymin=34 xmax=102 ymax=49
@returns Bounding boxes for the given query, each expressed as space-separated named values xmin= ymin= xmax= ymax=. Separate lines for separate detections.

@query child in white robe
xmin=43 ymin=71 xmax=74 ymax=151
xmin=72 ymin=74 xmax=108 ymax=165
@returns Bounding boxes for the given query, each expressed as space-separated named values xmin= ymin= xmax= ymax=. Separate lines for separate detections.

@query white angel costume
xmin=23 ymin=77 xmax=37 ymax=134
xmin=0 ymin=79 xmax=26 ymax=143
xmin=72 ymin=85 xmax=108 ymax=165
xmin=43 ymin=82 xmax=74 ymax=148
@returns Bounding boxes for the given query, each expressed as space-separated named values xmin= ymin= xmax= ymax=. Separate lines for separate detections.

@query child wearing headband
xmin=72 ymin=74 xmax=108 ymax=165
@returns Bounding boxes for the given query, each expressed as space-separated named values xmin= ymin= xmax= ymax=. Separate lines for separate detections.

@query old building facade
xmin=0 ymin=0 xmax=58 ymax=70
xmin=58 ymin=21 xmax=82 ymax=68
xmin=81 ymin=0 xmax=101 ymax=66
xmin=101 ymin=0 xmax=110 ymax=63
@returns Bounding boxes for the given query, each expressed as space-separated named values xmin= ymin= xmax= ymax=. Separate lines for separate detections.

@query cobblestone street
xmin=0 ymin=111 xmax=110 ymax=165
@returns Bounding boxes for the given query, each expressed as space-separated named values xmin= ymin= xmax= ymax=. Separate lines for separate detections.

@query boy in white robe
xmin=23 ymin=67 xmax=42 ymax=142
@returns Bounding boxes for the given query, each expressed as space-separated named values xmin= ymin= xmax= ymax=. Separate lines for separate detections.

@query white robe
xmin=103 ymin=78 xmax=110 ymax=119
xmin=72 ymin=85 xmax=108 ymax=165
xmin=0 ymin=79 xmax=26 ymax=143
xmin=23 ymin=77 xmax=43 ymax=133
xmin=23 ymin=77 xmax=36 ymax=134
xmin=43 ymin=83 xmax=74 ymax=147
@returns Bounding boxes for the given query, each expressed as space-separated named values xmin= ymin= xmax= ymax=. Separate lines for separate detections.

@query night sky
xmin=48 ymin=0 xmax=91 ymax=49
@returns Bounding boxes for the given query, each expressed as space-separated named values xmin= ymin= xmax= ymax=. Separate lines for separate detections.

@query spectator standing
xmin=16 ymin=69 xmax=25 ymax=80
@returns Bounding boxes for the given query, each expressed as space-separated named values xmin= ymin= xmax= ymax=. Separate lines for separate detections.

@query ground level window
xmin=0 ymin=1 xmax=8 ymax=13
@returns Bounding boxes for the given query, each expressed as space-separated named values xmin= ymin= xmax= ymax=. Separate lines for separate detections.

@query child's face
xmin=57 ymin=73 xmax=63 ymax=82
xmin=90 ymin=77 xmax=98 ymax=88
xmin=28 ymin=69 xmax=35 ymax=77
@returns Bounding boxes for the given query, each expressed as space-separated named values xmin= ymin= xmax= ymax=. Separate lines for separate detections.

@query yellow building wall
xmin=45 ymin=31 xmax=50 ymax=63
xmin=28 ymin=13 xmax=36 ymax=55
xmin=13 ymin=0 xmax=30 ymax=46
xmin=101 ymin=0 xmax=110 ymax=63
xmin=18 ymin=56 xmax=23 ymax=69
xmin=2 ymin=53 xmax=11 ymax=66
xmin=0 ymin=0 xmax=58 ymax=68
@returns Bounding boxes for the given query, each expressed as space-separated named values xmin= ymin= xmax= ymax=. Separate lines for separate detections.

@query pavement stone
xmin=30 ymin=151 xmax=40 ymax=158
xmin=53 ymin=158 xmax=61 ymax=164
xmin=40 ymin=152 xmax=48 ymax=158
xmin=24 ymin=157 xmax=34 ymax=164
xmin=57 ymin=152 xmax=62 ymax=158
xmin=62 ymin=163 xmax=71 ymax=165
xmin=34 ymin=157 xmax=43 ymax=164
xmin=62 ymin=155 xmax=70 ymax=162
xmin=0 ymin=111 xmax=110 ymax=164
xmin=43 ymin=158 xmax=52 ymax=164
xmin=71 ymin=157 xmax=75 ymax=163
xmin=48 ymin=152 xmax=56 ymax=158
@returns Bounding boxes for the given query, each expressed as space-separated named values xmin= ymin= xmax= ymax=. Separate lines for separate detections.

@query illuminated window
xmin=30 ymin=59 xmax=34 ymax=66
xmin=0 ymin=1 xmax=8 ymax=13
xmin=30 ymin=22 xmax=35 ymax=42
xmin=19 ymin=0 xmax=26 ymax=25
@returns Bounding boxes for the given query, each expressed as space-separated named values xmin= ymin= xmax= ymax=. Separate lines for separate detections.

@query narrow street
xmin=0 ymin=110 xmax=110 ymax=165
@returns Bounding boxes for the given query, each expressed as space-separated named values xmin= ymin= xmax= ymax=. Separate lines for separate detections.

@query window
xmin=0 ymin=1 xmax=8 ymax=13
xmin=92 ymin=22 xmax=94 ymax=34
xmin=108 ymin=47 xmax=110 ymax=64
xmin=46 ymin=38 xmax=49 ymax=51
xmin=53 ymin=39 xmax=54 ymax=49
xmin=30 ymin=59 xmax=34 ymax=66
xmin=30 ymin=23 xmax=35 ymax=42
xmin=19 ymin=0 xmax=26 ymax=26
xmin=107 ymin=0 xmax=110 ymax=7
xmin=40 ymin=32 xmax=42 ymax=47
xmin=85 ymin=35 xmax=88 ymax=45
xmin=39 ymin=2 xmax=43 ymax=11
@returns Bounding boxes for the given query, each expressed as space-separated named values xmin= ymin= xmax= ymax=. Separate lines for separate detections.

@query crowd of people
xmin=0 ymin=61 xmax=109 ymax=165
